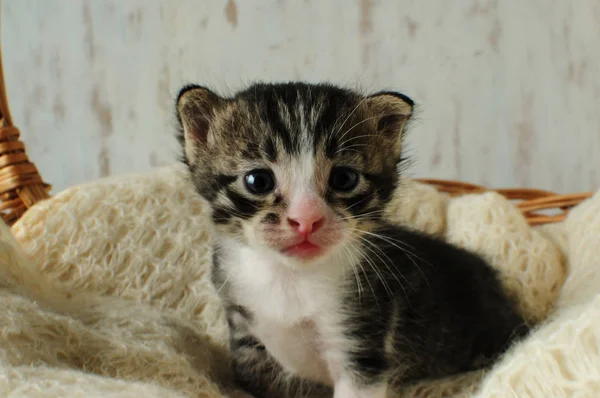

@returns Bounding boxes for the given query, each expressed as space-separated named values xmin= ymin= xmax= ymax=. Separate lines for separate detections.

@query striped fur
xmin=177 ymin=82 xmax=528 ymax=398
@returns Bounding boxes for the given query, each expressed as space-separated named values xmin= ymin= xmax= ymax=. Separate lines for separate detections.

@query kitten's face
xmin=177 ymin=83 xmax=413 ymax=268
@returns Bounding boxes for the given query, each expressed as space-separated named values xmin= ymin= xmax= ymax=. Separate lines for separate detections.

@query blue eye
xmin=244 ymin=169 xmax=275 ymax=194
xmin=329 ymin=167 xmax=359 ymax=192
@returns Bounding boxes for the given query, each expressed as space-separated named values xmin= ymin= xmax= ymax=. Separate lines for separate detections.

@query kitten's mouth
xmin=282 ymin=240 xmax=323 ymax=259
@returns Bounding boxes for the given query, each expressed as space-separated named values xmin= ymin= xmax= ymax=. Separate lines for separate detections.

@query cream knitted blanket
xmin=0 ymin=164 xmax=598 ymax=397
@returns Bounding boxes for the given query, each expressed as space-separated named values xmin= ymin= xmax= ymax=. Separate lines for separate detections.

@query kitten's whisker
xmin=357 ymin=235 xmax=414 ymax=290
xmin=339 ymin=207 xmax=387 ymax=217
xmin=348 ymin=237 xmax=394 ymax=300
xmin=348 ymin=244 xmax=382 ymax=308
xmin=331 ymin=96 xmax=368 ymax=139
xmin=211 ymin=201 xmax=251 ymax=221
xmin=353 ymin=255 xmax=372 ymax=306
xmin=353 ymin=229 xmax=432 ymax=285
xmin=336 ymin=111 xmax=408 ymax=152
xmin=335 ymin=143 xmax=372 ymax=152
xmin=338 ymin=209 xmax=386 ymax=221
xmin=350 ymin=228 xmax=419 ymax=253
xmin=341 ymin=189 xmax=381 ymax=214
xmin=216 ymin=270 xmax=232 ymax=293
xmin=359 ymin=230 xmax=426 ymax=261
xmin=341 ymin=246 xmax=363 ymax=304
xmin=352 ymin=232 xmax=411 ymax=300
xmin=335 ymin=148 xmax=363 ymax=156
xmin=335 ymin=115 xmax=382 ymax=151
xmin=337 ymin=133 xmax=381 ymax=148
xmin=338 ymin=215 xmax=381 ymax=224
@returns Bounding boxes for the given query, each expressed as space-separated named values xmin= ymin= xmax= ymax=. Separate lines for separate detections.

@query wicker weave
xmin=417 ymin=179 xmax=593 ymax=225
xmin=0 ymin=44 xmax=50 ymax=226
xmin=0 ymin=45 xmax=592 ymax=227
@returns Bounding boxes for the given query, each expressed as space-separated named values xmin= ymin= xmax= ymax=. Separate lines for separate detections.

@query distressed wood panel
xmin=1 ymin=0 xmax=599 ymax=193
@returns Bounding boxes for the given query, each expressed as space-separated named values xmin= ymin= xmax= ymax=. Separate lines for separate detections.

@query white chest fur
xmin=220 ymin=243 xmax=352 ymax=386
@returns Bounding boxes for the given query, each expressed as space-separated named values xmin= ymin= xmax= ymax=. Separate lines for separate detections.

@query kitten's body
xmin=177 ymin=82 xmax=528 ymax=397
xmin=214 ymin=226 xmax=526 ymax=397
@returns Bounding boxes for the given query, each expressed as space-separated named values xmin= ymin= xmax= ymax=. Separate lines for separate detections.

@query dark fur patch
xmin=243 ymin=141 xmax=261 ymax=160
xmin=236 ymin=83 xmax=361 ymax=155
xmin=231 ymin=336 xmax=266 ymax=351
xmin=262 ymin=213 xmax=280 ymax=225
xmin=225 ymin=189 xmax=262 ymax=219
xmin=363 ymin=172 xmax=397 ymax=203
xmin=212 ymin=207 xmax=233 ymax=224
xmin=341 ymin=223 xmax=530 ymax=383
xmin=263 ymin=137 xmax=277 ymax=163
xmin=215 ymin=174 xmax=237 ymax=188
xmin=230 ymin=304 xmax=253 ymax=320
xmin=340 ymin=186 xmax=378 ymax=215
xmin=324 ymin=134 xmax=339 ymax=159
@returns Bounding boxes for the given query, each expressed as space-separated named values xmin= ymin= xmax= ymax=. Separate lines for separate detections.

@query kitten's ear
xmin=366 ymin=91 xmax=414 ymax=143
xmin=176 ymin=84 xmax=224 ymax=160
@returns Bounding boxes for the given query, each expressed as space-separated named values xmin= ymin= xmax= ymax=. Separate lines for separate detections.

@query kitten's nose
xmin=287 ymin=194 xmax=328 ymax=236
xmin=287 ymin=214 xmax=325 ymax=235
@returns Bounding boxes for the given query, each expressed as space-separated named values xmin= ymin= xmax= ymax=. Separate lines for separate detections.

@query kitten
xmin=176 ymin=82 xmax=529 ymax=398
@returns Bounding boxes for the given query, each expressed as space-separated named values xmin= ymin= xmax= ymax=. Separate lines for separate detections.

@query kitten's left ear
xmin=366 ymin=91 xmax=414 ymax=143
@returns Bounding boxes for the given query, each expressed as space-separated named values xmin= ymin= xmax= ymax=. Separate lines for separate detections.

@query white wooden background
xmin=1 ymin=0 xmax=599 ymax=193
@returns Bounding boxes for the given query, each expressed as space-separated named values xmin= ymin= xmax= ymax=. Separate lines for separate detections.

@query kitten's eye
xmin=244 ymin=169 xmax=275 ymax=194
xmin=329 ymin=167 xmax=359 ymax=192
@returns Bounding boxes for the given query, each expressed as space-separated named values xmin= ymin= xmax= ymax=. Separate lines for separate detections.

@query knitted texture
xmin=0 ymin=164 xmax=597 ymax=398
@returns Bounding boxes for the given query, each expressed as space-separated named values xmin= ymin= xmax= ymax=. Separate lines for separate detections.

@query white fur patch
xmin=219 ymin=236 xmax=360 ymax=387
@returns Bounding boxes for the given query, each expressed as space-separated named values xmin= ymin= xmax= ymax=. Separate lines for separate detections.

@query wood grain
xmin=1 ymin=0 xmax=599 ymax=193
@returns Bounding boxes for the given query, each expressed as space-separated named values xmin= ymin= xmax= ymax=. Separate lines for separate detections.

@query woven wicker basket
xmin=0 ymin=46 xmax=593 ymax=227
xmin=0 ymin=44 xmax=51 ymax=225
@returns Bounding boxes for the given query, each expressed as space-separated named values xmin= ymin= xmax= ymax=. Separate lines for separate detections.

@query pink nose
xmin=287 ymin=214 xmax=325 ymax=235
xmin=287 ymin=195 xmax=327 ymax=236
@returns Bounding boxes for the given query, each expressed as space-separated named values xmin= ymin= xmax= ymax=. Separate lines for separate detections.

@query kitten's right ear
xmin=176 ymin=85 xmax=224 ymax=155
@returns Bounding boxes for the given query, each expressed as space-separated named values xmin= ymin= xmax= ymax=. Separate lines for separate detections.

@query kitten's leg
xmin=231 ymin=338 xmax=332 ymax=398
xmin=226 ymin=305 xmax=332 ymax=398
xmin=330 ymin=334 xmax=390 ymax=397
xmin=330 ymin=337 xmax=390 ymax=398
xmin=333 ymin=376 xmax=388 ymax=398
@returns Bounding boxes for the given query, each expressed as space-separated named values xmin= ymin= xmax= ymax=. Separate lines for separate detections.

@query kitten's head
xmin=177 ymin=82 xmax=413 ymax=267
